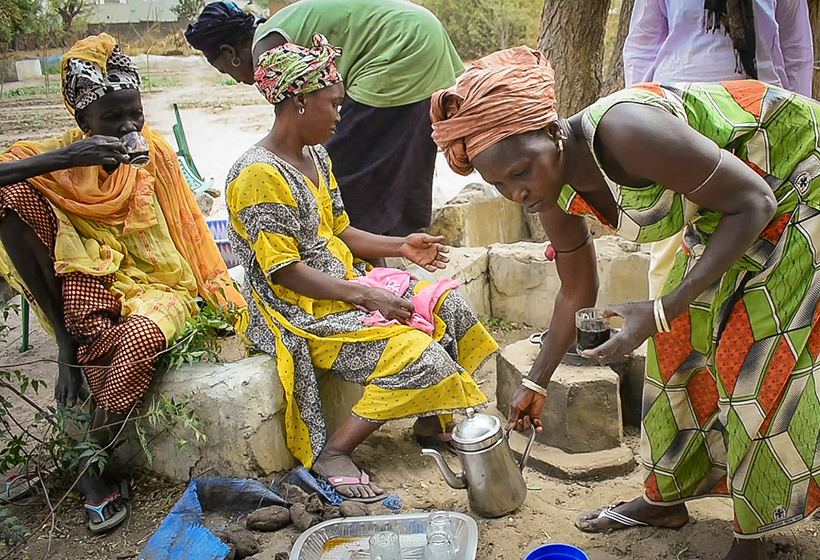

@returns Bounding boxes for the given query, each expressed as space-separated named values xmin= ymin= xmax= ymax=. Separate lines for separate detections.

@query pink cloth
xmin=349 ymin=267 xmax=461 ymax=336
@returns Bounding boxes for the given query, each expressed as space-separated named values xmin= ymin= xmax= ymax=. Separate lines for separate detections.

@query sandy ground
xmin=1 ymin=55 xmax=819 ymax=560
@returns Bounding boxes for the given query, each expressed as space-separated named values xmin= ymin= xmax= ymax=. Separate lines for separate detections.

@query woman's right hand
xmin=507 ymin=387 xmax=545 ymax=432
xmin=62 ymin=136 xmax=130 ymax=168
xmin=360 ymin=287 xmax=414 ymax=323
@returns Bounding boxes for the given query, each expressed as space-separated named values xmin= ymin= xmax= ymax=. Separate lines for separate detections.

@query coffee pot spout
xmin=421 ymin=448 xmax=467 ymax=489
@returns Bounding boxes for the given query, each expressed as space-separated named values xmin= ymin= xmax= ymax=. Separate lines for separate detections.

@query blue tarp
xmin=138 ymin=477 xmax=287 ymax=560
xmin=138 ymin=469 xmax=403 ymax=560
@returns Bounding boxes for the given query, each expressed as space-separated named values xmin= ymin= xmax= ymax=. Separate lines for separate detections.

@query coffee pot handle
xmin=518 ymin=426 xmax=537 ymax=472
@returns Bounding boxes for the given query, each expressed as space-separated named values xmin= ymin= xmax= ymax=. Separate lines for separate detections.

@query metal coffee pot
xmin=421 ymin=408 xmax=536 ymax=518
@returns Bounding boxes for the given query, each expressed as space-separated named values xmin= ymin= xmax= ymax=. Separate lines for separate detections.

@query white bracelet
xmin=522 ymin=378 xmax=548 ymax=397
xmin=654 ymin=298 xmax=672 ymax=333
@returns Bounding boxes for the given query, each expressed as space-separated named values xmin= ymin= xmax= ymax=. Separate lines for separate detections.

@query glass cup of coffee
xmin=575 ymin=307 xmax=610 ymax=351
xmin=121 ymin=131 xmax=150 ymax=168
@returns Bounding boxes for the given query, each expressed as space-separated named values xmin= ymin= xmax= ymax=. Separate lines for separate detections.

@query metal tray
xmin=289 ymin=512 xmax=478 ymax=560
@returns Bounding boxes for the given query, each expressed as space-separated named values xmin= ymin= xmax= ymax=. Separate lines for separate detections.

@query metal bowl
xmin=289 ymin=512 xmax=478 ymax=560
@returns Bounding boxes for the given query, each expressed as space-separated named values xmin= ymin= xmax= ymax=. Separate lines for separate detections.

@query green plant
xmin=171 ymin=0 xmax=207 ymax=25
xmin=217 ymin=76 xmax=238 ymax=86
xmin=141 ymin=76 xmax=183 ymax=90
xmin=0 ymin=295 xmax=234 ymax=551
xmin=162 ymin=294 xmax=239 ymax=371
xmin=0 ymin=84 xmax=49 ymax=98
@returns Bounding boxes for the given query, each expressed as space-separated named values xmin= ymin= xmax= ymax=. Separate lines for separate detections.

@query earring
xmin=298 ymin=107 xmax=305 ymax=115
xmin=231 ymin=57 xmax=241 ymax=68
xmin=558 ymin=138 xmax=564 ymax=153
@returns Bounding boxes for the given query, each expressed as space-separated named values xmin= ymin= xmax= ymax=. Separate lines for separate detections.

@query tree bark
xmin=537 ymin=0 xmax=612 ymax=115
xmin=810 ymin=0 xmax=820 ymax=100
xmin=603 ymin=0 xmax=635 ymax=95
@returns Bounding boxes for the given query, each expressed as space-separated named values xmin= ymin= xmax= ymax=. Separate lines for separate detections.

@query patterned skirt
xmin=0 ymin=182 xmax=165 ymax=414
xmin=643 ymin=203 xmax=820 ymax=537
xmin=245 ymin=275 xmax=497 ymax=469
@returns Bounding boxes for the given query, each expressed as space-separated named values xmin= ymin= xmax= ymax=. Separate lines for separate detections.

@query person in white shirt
xmin=623 ymin=0 xmax=813 ymax=298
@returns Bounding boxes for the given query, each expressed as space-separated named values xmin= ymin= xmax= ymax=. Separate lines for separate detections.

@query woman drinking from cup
xmin=0 ymin=33 xmax=243 ymax=532
xmin=430 ymin=45 xmax=820 ymax=559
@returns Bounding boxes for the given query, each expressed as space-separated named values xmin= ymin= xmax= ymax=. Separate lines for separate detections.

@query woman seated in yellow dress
xmin=226 ymin=35 xmax=498 ymax=501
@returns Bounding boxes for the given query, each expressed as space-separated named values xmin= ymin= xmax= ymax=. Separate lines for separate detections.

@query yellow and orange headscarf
xmin=0 ymin=33 xmax=245 ymax=310
xmin=430 ymin=46 xmax=559 ymax=176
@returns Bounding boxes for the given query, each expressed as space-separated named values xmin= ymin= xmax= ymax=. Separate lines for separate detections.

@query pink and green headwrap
xmin=254 ymin=33 xmax=342 ymax=105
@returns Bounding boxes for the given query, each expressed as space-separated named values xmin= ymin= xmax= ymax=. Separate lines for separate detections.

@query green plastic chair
xmin=172 ymin=103 xmax=213 ymax=194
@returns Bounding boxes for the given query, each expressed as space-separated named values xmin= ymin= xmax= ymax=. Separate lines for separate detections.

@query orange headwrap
xmin=430 ymin=46 xmax=559 ymax=176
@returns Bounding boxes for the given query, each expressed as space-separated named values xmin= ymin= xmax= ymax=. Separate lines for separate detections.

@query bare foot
xmin=312 ymin=448 xmax=383 ymax=500
xmin=576 ymin=497 xmax=689 ymax=533
xmin=726 ymin=538 xmax=765 ymax=560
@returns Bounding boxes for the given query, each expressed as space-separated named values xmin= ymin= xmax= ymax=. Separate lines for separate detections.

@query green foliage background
xmin=416 ymin=0 xmax=543 ymax=61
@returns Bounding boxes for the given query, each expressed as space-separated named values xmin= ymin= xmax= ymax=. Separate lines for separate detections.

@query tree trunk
xmin=537 ymin=0 xmax=612 ymax=115
xmin=810 ymin=0 xmax=820 ymax=100
xmin=603 ymin=0 xmax=635 ymax=95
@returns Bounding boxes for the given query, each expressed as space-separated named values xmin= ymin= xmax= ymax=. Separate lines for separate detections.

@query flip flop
xmin=576 ymin=501 xmax=650 ymax=534
xmin=0 ymin=470 xmax=48 ymax=503
xmin=84 ymin=489 xmax=129 ymax=534
xmin=326 ymin=471 xmax=385 ymax=504
xmin=414 ymin=432 xmax=456 ymax=455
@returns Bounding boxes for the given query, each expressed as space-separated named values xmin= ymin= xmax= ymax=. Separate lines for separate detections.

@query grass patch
xmin=216 ymin=76 xmax=238 ymax=86
xmin=142 ymin=75 xmax=183 ymax=90
xmin=0 ymin=84 xmax=57 ymax=98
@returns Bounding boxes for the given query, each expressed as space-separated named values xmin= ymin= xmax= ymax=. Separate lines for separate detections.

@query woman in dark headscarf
xmin=184 ymin=0 xmax=263 ymax=85
xmin=432 ymin=45 xmax=820 ymax=560
xmin=225 ymin=34 xmax=497 ymax=502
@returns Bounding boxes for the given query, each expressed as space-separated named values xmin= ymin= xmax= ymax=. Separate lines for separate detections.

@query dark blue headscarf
xmin=185 ymin=1 xmax=260 ymax=62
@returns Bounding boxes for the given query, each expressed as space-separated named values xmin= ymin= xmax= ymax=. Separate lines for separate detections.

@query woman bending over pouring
xmin=431 ymin=46 xmax=820 ymax=560
xmin=226 ymin=35 xmax=497 ymax=501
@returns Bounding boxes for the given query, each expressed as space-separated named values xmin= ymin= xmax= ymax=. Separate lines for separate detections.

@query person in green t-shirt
xmin=186 ymin=0 xmax=465 ymax=236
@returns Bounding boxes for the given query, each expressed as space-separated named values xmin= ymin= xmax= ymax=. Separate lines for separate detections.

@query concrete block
xmin=496 ymin=339 xmax=622 ymax=454
xmin=610 ymin=342 xmax=647 ymax=427
xmin=427 ymin=183 xmax=529 ymax=248
xmin=509 ymin=431 xmax=635 ymax=481
xmin=122 ymin=355 xmax=364 ymax=480
xmin=488 ymin=242 xmax=556 ymax=329
xmin=15 ymin=59 xmax=42 ymax=80
xmin=488 ymin=238 xmax=650 ymax=329
xmin=524 ymin=212 xmax=614 ymax=243
xmin=396 ymin=247 xmax=491 ymax=319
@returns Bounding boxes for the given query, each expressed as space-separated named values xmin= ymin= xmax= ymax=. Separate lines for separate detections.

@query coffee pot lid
xmin=452 ymin=408 xmax=502 ymax=451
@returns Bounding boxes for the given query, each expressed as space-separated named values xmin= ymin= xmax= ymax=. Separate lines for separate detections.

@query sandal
xmin=84 ymin=487 xmax=129 ymax=534
xmin=325 ymin=471 xmax=385 ymax=504
xmin=576 ymin=500 xmax=688 ymax=534
xmin=0 ymin=469 xmax=48 ymax=503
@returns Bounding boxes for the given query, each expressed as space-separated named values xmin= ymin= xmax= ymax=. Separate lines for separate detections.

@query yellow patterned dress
xmin=226 ymin=144 xmax=497 ymax=467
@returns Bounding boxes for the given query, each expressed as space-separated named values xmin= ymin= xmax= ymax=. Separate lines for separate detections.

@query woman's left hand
xmin=401 ymin=234 xmax=450 ymax=271
xmin=578 ymin=300 xmax=657 ymax=362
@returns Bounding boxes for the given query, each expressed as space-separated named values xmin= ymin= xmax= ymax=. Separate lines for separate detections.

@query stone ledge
xmin=393 ymin=246 xmax=491 ymax=319
xmin=119 ymin=355 xmax=363 ymax=481
xmin=427 ymin=182 xmax=529 ymax=247
xmin=510 ymin=432 xmax=637 ymax=481
xmin=497 ymin=339 xmax=623 ymax=454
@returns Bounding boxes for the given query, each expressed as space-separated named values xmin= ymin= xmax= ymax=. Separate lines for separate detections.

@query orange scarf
xmin=0 ymin=128 xmax=245 ymax=310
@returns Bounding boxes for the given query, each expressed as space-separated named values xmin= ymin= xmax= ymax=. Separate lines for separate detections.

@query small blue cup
xmin=524 ymin=543 xmax=589 ymax=560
